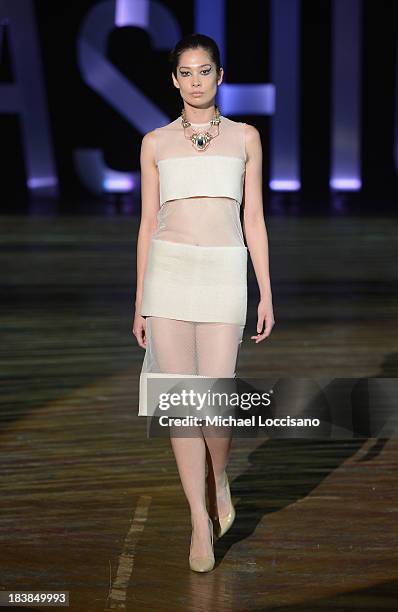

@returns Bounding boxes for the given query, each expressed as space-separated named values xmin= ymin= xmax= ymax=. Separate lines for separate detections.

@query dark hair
xmin=168 ymin=33 xmax=221 ymax=78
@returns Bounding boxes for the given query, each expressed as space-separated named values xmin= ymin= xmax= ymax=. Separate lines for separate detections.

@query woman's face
xmin=172 ymin=47 xmax=223 ymax=107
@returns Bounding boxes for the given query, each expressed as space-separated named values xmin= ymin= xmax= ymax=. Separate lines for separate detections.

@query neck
xmin=183 ymin=105 xmax=217 ymax=124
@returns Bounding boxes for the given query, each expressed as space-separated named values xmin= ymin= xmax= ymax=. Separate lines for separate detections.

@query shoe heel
xmin=189 ymin=517 xmax=215 ymax=573
xmin=217 ymin=473 xmax=236 ymax=538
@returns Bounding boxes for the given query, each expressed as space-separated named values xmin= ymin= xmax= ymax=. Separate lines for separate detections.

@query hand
xmin=251 ymin=298 xmax=275 ymax=343
xmin=132 ymin=311 xmax=147 ymax=349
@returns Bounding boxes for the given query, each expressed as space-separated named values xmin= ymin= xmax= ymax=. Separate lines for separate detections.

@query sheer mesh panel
xmin=153 ymin=196 xmax=245 ymax=247
xmin=138 ymin=317 xmax=244 ymax=416
xmin=145 ymin=317 xmax=244 ymax=376
xmin=155 ymin=115 xmax=246 ymax=164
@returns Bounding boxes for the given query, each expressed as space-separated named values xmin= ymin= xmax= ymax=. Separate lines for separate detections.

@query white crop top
xmin=154 ymin=115 xmax=247 ymax=207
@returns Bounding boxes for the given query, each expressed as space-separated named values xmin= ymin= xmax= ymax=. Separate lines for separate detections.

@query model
xmin=133 ymin=33 xmax=275 ymax=572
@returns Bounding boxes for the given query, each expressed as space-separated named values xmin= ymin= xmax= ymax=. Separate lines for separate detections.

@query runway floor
xmin=1 ymin=212 xmax=397 ymax=611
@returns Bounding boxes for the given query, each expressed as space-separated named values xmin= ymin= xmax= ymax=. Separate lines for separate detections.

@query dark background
xmin=0 ymin=0 xmax=397 ymax=211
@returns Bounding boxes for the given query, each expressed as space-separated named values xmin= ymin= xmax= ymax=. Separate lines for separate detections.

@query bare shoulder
xmin=141 ymin=129 xmax=157 ymax=149
xmin=243 ymin=123 xmax=261 ymax=144
xmin=140 ymin=129 xmax=157 ymax=164
xmin=243 ymin=123 xmax=262 ymax=162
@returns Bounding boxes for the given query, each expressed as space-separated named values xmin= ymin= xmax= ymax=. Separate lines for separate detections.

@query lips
xmin=192 ymin=92 xmax=203 ymax=96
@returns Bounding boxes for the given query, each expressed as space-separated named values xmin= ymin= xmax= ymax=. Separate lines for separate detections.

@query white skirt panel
xmin=140 ymin=239 xmax=248 ymax=325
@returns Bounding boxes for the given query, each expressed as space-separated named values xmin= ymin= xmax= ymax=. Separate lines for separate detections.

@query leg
xmin=196 ymin=322 xmax=244 ymax=520
xmin=149 ymin=317 xmax=212 ymax=557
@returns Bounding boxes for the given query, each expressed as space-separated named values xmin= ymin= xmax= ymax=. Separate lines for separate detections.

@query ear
xmin=171 ymin=72 xmax=180 ymax=90
xmin=217 ymin=67 xmax=224 ymax=86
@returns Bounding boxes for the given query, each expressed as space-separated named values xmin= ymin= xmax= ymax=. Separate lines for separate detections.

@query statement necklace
xmin=181 ymin=105 xmax=221 ymax=151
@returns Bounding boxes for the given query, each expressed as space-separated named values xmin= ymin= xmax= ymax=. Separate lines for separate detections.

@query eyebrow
xmin=179 ymin=64 xmax=212 ymax=69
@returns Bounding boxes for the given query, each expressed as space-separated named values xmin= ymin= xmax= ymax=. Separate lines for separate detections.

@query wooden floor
xmin=1 ymin=213 xmax=397 ymax=611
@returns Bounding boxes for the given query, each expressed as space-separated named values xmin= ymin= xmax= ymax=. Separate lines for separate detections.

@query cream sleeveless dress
xmin=138 ymin=115 xmax=247 ymax=416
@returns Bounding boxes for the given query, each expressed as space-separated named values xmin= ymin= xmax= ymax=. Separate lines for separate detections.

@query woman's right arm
xmin=133 ymin=130 xmax=160 ymax=348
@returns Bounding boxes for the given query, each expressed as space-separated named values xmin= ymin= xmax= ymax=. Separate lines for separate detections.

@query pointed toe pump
xmin=189 ymin=517 xmax=215 ymax=573
xmin=217 ymin=472 xmax=236 ymax=539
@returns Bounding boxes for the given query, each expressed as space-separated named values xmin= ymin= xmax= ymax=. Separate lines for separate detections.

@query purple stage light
xmin=27 ymin=177 xmax=58 ymax=189
xmin=331 ymin=0 xmax=362 ymax=192
xmin=115 ymin=0 xmax=149 ymax=28
xmin=218 ymin=84 xmax=275 ymax=115
xmin=0 ymin=0 xmax=59 ymax=199
xmin=269 ymin=179 xmax=301 ymax=191
xmin=103 ymin=176 xmax=135 ymax=192
xmin=330 ymin=178 xmax=362 ymax=191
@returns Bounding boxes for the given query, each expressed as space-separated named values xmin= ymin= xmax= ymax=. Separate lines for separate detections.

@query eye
xmin=180 ymin=68 xmax=212 ymax=77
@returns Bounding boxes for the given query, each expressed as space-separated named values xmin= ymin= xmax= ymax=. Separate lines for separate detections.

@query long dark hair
xmin=168 ymin=33 xmax=222 ymax=77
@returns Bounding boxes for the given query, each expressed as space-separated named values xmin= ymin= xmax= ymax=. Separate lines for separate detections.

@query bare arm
xmin=242 ymin=124 xmax=275 ymax=342
xmin=133 ymin=130 xmax=160 ymax=347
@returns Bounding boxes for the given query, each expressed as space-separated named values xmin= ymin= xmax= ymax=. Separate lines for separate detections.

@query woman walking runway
xmin=133 ymin=33 xmax=274 ymax=572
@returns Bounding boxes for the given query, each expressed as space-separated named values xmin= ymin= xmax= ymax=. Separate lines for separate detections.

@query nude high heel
xmin=189 ymin=516 xmax=215 ymax=573
xmin=217 ymin=472 xmax=236 ymax=538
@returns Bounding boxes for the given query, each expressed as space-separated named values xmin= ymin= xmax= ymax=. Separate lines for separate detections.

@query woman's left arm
xmin=242 ymin=124 xmax=275 ymax=343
